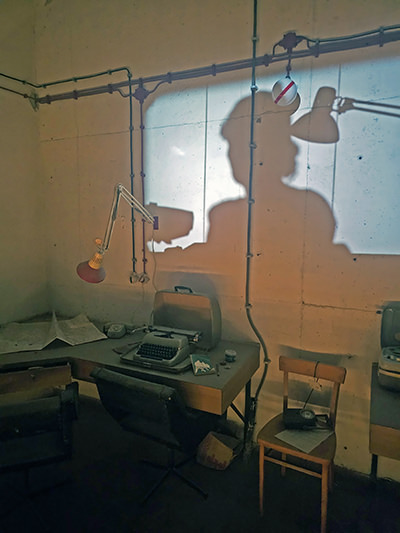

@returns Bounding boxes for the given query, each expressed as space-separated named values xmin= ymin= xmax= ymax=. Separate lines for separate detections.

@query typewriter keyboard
xmin=137 ymin=343 xmax=178 ymax=361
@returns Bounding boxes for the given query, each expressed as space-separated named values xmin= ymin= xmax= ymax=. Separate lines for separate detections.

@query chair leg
xmin=141 ymin=469 xmax=170 ymax=505
xmin=172 ymin=467 xmax=208 ymax=499
xmin=328 ymin=461 xmax=334 ymax=492
xmin=259 ymin=444 xmax=264 ymax=516
xmin=321 ymin=463 xmax=329 ymax=533
xmin=141 ymin=448 xmax=207 ymax=504
xmin=281 ymin=453 xmax=287 ymax=476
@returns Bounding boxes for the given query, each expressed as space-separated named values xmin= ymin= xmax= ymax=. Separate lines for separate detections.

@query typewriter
xmin=120 ymin=330 xmax=193 ymax=373
xmin=120 ymin=286 xmax=221 ymax=373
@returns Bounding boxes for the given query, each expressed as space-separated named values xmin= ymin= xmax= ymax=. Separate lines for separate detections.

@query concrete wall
xmin=1 ymin=0 xmax=400 ymax=480
xmin=0 ymin=0 xmax=48 ymax=324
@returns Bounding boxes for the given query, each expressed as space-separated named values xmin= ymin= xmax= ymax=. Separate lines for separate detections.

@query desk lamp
xmin=76 ymin=183 xmax=155 ymax=283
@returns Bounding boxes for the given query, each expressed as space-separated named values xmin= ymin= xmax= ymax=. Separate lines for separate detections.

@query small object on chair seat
xmin=275 ymin=427 xmax=333 ymax=454
xmin=283 ymin=407 xmax=317 ymax=429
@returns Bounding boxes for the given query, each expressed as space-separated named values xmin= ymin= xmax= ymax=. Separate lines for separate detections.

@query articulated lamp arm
xmin=76 ymin=183 xmax=154 ymax=283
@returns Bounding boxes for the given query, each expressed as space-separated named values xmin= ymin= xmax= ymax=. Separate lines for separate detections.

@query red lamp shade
xmin=76 ymin=252 xmax=106 ymax=283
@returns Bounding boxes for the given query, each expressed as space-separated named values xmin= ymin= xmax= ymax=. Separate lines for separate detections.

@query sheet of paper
xmin=275 ymin=428 xmax=333 ymax=453
xmin=0 ymin=312 xmax=106 ymax=355
xmin=53 ymin=313 xmax=107 ymax=346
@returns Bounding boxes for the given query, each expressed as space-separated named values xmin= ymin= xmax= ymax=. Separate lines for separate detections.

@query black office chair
xmin=91 ymin=367 xmax=219 ymax=503
xmin=0 ymin=365 xmax=79 ymax=531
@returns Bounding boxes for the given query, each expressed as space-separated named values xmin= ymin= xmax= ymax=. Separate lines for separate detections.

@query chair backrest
xmin=91 ymin=367 xmax=202 ymax=452
xmin=279 ymin=356 xmax=346 ymax=429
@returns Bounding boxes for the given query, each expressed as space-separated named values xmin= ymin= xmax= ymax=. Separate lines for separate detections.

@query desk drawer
xmin=0 ymin=364 xmax=71 ymax=394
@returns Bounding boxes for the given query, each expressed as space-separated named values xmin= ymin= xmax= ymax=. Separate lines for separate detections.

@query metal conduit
xmin=27 ymin=26 xmax=400 ymax=106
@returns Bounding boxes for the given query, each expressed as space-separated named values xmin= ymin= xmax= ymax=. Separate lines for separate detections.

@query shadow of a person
xmin=213 ymin=91 xmax=353 ymax=302
xmin=153 ymin=92 xmax=342 ymax=295
xmin=150 ymin=90 xmax=399 ymax=310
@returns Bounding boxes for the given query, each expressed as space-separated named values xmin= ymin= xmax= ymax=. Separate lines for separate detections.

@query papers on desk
xmin=0 ymin=312 xmax=106 ymax=355
xmin=275 ymin=428 xmax=333 ymax=454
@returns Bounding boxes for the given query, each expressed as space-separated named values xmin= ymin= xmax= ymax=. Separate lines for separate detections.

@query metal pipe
xmin=34 ymin=27 xmax=400 ymax=106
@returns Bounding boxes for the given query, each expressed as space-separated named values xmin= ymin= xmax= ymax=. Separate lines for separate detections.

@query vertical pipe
xmin=139 ymin=100 xmax=147 ymax=275
xmin=243 ymin=0 xmax=271 ymax=456
xmin=245 ymin=0 xmax=269 ymax=367
xmin=128 ymin=71 xmax=137 ymax=275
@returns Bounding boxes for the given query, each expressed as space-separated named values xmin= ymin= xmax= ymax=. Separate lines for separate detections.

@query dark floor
xmin=1 ymin=396 xmax=399 ymax=533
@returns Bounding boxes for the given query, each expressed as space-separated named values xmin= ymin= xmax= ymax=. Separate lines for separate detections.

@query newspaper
xmin=0 ymin=312 xmax=107 ymax=355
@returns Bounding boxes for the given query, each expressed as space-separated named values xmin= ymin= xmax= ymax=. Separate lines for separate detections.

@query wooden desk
xmin=0 ymin=335 xmax=259 ymax=420
xmin=369 ymin=363 xmax=400 ymax=479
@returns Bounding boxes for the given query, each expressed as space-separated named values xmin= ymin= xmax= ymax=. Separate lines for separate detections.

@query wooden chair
xmin=258 ymin=356 xmax=346 ymax=533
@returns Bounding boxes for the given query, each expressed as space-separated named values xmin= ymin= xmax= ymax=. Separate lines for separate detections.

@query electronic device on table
xmin=120 ymin=286 xmax=221 ymax=374
xmin=378 ymin=305 xmax=400 ymax=391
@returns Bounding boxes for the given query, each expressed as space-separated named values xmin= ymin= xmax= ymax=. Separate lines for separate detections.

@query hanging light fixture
xmin=271 ymin=32 xmax=301 ymax=107
xmin=272 ymin=75 xmax=298 ymax=106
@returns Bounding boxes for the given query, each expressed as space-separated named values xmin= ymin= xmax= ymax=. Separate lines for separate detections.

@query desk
xmin=0 ymin=334 xmax=259 ymax=424
xmin=369 ymin=363 xmax=400 ymax=479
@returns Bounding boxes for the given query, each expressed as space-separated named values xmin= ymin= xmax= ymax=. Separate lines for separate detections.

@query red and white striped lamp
xmin=272 ymin=76 xmax=298 ymax=106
